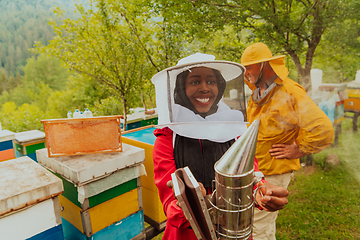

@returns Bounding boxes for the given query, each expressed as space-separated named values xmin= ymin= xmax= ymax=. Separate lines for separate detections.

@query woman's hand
xmin=255 ymin=181 xmax=289 ymax=211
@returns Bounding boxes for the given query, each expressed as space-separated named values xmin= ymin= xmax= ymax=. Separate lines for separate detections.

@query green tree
xmin=63 ymin=73 xmax=115 ymax=115
xmin=22 ymin=54 xmax=70 ymax=91
xmin=34 ymin=0 xmax=185 ymax=129
xmin=0 ymin=101 xmax=45 ymax=132
xmin=313 ymin=7 xmax=360 ymax=83
xmin=7 ymin=74 xmax=20 ymax=91
xmin=27 ymin=82 xmax=53 ymax=112
xmin=0 ymin=0 xmax=88 ymax=76
xmin=0 ymin=54 xmax=70 ymax=108
xmin=0 ymin=71 xmax=8 ymax=93
xmin=34 ymin=2 xmax=142 ymax=129
xmin=0 ymin=84 xmax=32 ymax=109
xmin=93 ymin=96 xmax=123 ymax=116
xmin=45 ymin=90 xmax=74 ymax=119
xmin=155 ymin=0 xmax=357 ymax=90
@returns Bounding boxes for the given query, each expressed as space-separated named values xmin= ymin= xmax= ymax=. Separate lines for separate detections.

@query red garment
xmin=153 ymin=127 xmax=262 ymax=240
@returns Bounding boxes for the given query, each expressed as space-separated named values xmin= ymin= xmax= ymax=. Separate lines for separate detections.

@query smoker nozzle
xmin=215 ymin=119 xmax=260 ymax=175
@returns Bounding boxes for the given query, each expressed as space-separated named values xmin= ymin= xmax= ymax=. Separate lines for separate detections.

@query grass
xmin=277 ymin=117 xmax=360 ymax=239
xmin=151 ymin=235 xmax=163 ymax=240
xmin=149 ymin=118 xmax=360 ymax=239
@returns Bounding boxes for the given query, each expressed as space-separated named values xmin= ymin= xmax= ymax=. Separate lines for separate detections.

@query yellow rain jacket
xmin=241 ymin=43 xmax=334 ymax=175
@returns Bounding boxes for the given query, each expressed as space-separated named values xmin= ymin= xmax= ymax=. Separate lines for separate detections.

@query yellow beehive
xmin=347 ymin=89 xmax=360 ymax=98
xmin=122 ymin=126 xmax=167 ymax=230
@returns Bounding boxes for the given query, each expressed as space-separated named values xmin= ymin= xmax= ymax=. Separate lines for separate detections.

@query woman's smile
xmin=196 ymin=97 xmax=211 ymax=104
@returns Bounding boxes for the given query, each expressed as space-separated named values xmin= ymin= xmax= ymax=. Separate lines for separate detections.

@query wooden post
xmin=305 ymin=154 xmax=312 ymax=166
xmin=353 ymin=112 xmax=359 ymax=133
xmin=344 ymin=109 xmax=360 ymax=133
xmin=334 ymin=123 xmax=341 ymax=147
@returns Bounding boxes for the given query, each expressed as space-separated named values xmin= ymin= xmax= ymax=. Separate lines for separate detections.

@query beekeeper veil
xmin=151 ymin=53 xmax=248 ymax=142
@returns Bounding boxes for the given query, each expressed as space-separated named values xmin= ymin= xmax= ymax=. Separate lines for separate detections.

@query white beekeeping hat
xmin=151 ymin=53 xmax=248 ymax=142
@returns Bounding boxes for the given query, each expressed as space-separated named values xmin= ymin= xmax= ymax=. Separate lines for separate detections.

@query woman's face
xmin=185 ymin=67 xmax=219 ymax=113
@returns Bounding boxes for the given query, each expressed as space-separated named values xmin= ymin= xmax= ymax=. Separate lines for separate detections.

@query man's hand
xmin=269 ymin=142 xmax=304 ymax=159
xmin=255 ymin=181 xmax=289 ymax=212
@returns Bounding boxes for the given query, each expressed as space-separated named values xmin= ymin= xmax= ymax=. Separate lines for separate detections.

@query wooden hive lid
xmin=0 ymin=157 xmax=63 ymax=216
xmin=347 ymin=81 xmax=360 ymax=89
xmin=15 ymin=130 xmax=45 ymax=145
xmin=36 ymin=144 xmax=145 ymax=186
xmin=318 ymin=83 xmax=347 ymax=92
xmin=0 ymin=130 xmax=15 ymax=142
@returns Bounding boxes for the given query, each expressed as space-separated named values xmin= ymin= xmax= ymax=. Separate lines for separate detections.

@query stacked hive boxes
xmin=0 ymin=157 xmax=64 ymax=240
xmin=37 ymin=116 xmax=146 ymax=239
xmin=318 ymin=83 xmax=348 ymax=125
xmin=14 ymin=130 xmax=46 ymax=162
xmin=0 ymin=129 xmax=16 ymax=162
xmin=141 ymin=110 xmax=158 ymax=127
xmin=121 ymin=110 xmax=158 ymax=131
xmin=345 ymin=81 xmax=360 ymax=111
xmin=122 ymin=126 xmax=167 ymax=231
xmin=141 ymin=115 xmax=158 ymax=127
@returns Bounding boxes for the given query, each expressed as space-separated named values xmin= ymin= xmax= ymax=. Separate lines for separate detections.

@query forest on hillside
xmin=0 ymin=0 xmax=359 ymax=133
xmin=0 ymin=0 xmax=87 ymax=78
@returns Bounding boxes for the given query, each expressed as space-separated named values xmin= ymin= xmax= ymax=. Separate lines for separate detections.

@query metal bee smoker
xmin=208 ymin=119 xmax=260 ymax=240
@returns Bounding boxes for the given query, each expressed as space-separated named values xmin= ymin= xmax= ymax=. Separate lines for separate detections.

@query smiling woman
xmin=150 ymin=53 xmax=249 ymax=240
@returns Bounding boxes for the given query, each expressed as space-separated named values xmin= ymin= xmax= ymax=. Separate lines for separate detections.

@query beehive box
xmin=36 ymin=144 xmax=146 ymax=239
xmin=61 ymin=210 xmax=145 ymax=240
xmin=141 ymin=114 xmax=158 ymax=127
xmin=121 ymin=110 xmax=158 ymax=131
xmin=41 ymin=115 xmax=122 ymax=157
xmin=318 ymin=83 xmax=347 ymax=124
xmin=127 ymin=118 xmax=143 ymax=130
xmin=0 ymin=129 xmax=15 ymax=162
xmin=346 ymin=88 xmax=360 ymax=98
xmin=121 ymin=114 xmax=142 ymax=131
xmin=345 ymin=81 xmax=360 ymax=111
xmin=344 ymin=98 xmax=360 ymax=111
xmin=14 ymin=130 xmax=46 ymax=162
xmin=0 ymin=157 xmax=64 ymax=240
xmin=122 ymin=126 xmax=167 ymax=230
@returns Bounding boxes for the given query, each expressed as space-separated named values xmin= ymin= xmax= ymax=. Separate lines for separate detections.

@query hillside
xmin=0 ymin=0 xmax=87 ymax=77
